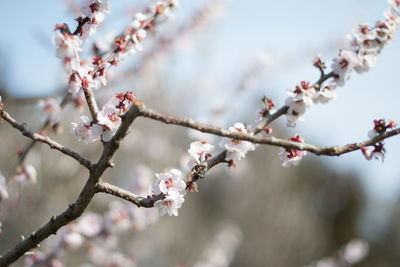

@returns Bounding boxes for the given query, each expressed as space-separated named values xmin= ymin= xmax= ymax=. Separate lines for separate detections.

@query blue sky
xmin=1 ymin=0 xmax=399 ymax=206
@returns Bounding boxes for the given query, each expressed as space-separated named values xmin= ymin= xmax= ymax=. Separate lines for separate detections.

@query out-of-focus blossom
xmin=341 ymin=239 xmax=369 ymax=264
xmin=58 ymin=226 xmax=84 ymax=250
xmin=0 ymin=171 xmax=8 ymax=201
xmin=24 ymin=251 xmax=64 ymax=267
xmin=104 ymin=201 xmax=132 ymax=233
xmin=88 ymin=245 xmax=136 ymax=267
xmin=15 ymin=164 xmax=37 ymax=184
xmin=76 ymin=212 xmax=103 ymax=237
xmin=193 ymin=222 xmax=243 ymax=267
xmin=38 ymin=98 xmax=61 ymax=123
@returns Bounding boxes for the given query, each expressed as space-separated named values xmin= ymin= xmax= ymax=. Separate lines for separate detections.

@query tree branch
xmin=0 ymin=102 xmax=143 ymax=265
xmin=0 ymin=108 xmax=93 ymax=169
xmin=95 ymin=181 xmax=163 ymax=208
xmin=136 ymin=103 xmax=400 ymax=156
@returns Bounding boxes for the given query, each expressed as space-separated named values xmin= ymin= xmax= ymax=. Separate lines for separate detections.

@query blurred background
xmin=0 ymin=0 xmax=400 ymax=266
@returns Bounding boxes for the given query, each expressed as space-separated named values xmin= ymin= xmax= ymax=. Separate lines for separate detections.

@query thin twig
xmin=0 ymin=108 xmax=93 ymax=169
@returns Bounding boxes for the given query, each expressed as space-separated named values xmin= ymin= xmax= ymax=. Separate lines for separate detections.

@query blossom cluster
xmin=219 ymin=122 xmax=256 ymax=166
xmin=279 ymin=134 xmax=307 ymax=167
xmin=53 ymin=1 xmax=111 ymax=97
xmin=71 ymin=91 xmax=136 ymax=143
xmin=152 ymin=169 xmax=186 ymax=216
xmin=285 ymin=1 xmax=400 ymax=127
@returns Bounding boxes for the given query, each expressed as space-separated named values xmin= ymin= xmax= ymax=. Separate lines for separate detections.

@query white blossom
xmin=314 ymin=82 xmax=337 ymax=103
xmin=219 ymin=123 xmax=256 ymax=163
xmin=188 ymin=141 xmax=214 ymax=165
xmin=331 ymin=49 xmax=359 ymax=86
xmin=71 ymin=116 xmax=100 ymax=144
xmin=152 ymin=168 xmax=186 ymax=195
xmin=279 ymin=135 xmax=307 ymax=167
xmin=154 ymin=190 xmax=185 ymax=216
xmin=53 ymin=32 xmax=82 ymax=59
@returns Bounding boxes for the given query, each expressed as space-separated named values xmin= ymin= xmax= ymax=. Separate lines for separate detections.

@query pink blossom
xmin=219 ymin=123 xmax=256 ymax=162
xmin=279 ymin=135 xmax=307 ymax=167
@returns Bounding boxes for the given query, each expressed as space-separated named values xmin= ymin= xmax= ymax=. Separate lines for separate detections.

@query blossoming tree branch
xmin=0 ymin=0 xmax=400 ymax=265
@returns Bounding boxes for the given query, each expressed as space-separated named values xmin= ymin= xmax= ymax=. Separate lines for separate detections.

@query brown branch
xmin=95 ymin=181 xmax=163 ymax=208
xmin=0 ymin=108 xmax=93 ymax=169
xmin=136 ymin=103 xmax=400 ymax=155
xmin=82 ymin=87 xmax=99 ymax=120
